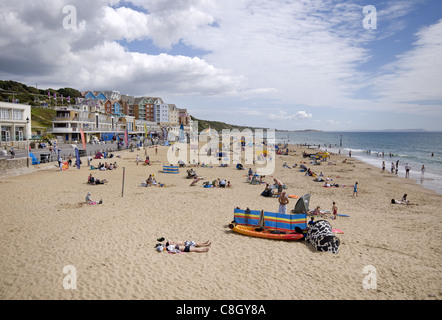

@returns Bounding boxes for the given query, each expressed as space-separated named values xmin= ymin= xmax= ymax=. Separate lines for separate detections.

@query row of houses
xmin=0 ymin=90 xmax=193 ymax=145
xmin=81 ymin=90 xmax=190 ymax=126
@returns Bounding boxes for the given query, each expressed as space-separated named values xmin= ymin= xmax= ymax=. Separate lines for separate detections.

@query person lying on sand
xmin=190 ymin=177 xmax=202 ymax=186
xmin=391 ymin=196 xmax=418 ymax=205
xmin=156 ymin=240 xmax=211 ymax=253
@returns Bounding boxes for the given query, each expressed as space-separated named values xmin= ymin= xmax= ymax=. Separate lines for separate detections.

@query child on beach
xmin=332 ymin=202 xmax=338 ymax=219
xmin=353 ymin=182 xmax=358 ymax=197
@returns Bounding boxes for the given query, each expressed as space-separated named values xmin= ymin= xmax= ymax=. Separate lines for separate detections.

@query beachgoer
xmin=353 ymin=182 xmax=358 ymax=197
xmin=273 ymin=178 xmax=284 ymax=194
xmin=401 ymin=194 xmax=410 ymax=204
xmin=219 ymin=179 xmax=226 ymax=188
xmin=85 ymin=192 xmax=102 ymax=205
xmin=382 ymin=161 xmax=385 ymax=172
xmin=308 ymin=217 xmax=315 ymax=227
xmin=190 ymin=177 xmax=201 ymax=186
xmin=162 ymin=239 xmax=211 ymax=253
xmin=332 ymin=202 xmax=338 ymax=220
xmin=278 ymin=192 xmax=289 ymax=214
xmin=421 ymin=165 xmax=425 ymax=176
xmin=311 ymin=206 xmax=321 ymax=215
xmin=227 ymin=181 xmax=231 ymax=188
xmin=261 ymin=184 xmax=272 ymax=197
xmin=396 ymin=160 xmax=399 ymax=174
xmin=136 ymin=155 xmax=140 ymax=165
xmin=391 ymin=162 xmax=395 ymax=174
xmin=405 ymin=163 xmax=411 ymax=178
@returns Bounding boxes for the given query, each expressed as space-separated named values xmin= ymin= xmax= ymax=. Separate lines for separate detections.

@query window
xmin=0 ymin=108 xmax=11 ymax=119
xmin=13 ymin=109 xmax=23 ymax=120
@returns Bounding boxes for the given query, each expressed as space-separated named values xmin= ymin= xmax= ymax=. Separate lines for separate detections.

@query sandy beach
xmin=0 ymin=143 xmax=441 ymax=300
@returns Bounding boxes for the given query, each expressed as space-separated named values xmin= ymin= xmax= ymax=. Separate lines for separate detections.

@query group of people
xmin=309 ymin=202 xmax=339 ymax=219
xmin=260 ymin=178 xmax=285 ymax=198
xmin=91 ymin=162 xmax=118 ymax=170
xmin=391 ymin=194 xmax=418 ymax=205
xmin=202 ymin=178 xmax=231 ymax=188
xmin=145 ymin=174 xmax=163 ymax=187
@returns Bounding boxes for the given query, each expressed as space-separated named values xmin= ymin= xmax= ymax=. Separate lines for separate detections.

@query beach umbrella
xmin=293 ymin=194 xmax=311 ymax=213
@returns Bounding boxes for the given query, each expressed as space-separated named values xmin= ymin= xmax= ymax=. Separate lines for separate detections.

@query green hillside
xmin=0 ymin=80 xmax=81 ymax=107
xmin=190 ymin=116 xmax=267 ymax=132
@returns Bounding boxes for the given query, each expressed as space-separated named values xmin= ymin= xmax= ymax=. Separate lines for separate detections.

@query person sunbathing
xmin=163 ymin=239 xmax=211 ymax=253
xmin=190 ymin=177 xmax=201 ymax=186
xmin=391 ymin=197 xmax=418 ymax=205
xmin=310 ymin=206 xmax=321 ymax=215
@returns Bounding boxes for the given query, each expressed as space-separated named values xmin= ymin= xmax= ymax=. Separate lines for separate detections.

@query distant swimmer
xmin=431 ymin=152 xmax=434 ymax=157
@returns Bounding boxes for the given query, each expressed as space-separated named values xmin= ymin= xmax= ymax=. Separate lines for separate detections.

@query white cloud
xmin=0 ymin=0 xmax=440 ymax=129
xmin=370 ymin=19 xmax=442 ymax=111
xmin=268 ymin=111 xmax=312 ymax=122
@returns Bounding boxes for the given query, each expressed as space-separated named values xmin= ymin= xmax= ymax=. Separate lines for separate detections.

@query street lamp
xmin=26 ymin=117 xmax=30 ymax=167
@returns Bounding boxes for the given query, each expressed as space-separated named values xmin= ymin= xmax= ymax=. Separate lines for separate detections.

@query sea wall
xmin=0 ymin=158 xmax=29 ymax=176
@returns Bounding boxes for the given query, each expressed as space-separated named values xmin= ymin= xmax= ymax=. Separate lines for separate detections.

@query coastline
xmin=0 ymin=143 xmax=441 ymax=300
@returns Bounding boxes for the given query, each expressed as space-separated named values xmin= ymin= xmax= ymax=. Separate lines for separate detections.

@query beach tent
xmin=94 ymin=151 xmax=104 ymax=159
xmin=293 ymin=194 xmax=311 ymax=213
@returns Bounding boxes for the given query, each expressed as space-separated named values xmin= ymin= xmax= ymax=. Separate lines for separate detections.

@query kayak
xmin=229 ymin=223 xmax=305 ymax=240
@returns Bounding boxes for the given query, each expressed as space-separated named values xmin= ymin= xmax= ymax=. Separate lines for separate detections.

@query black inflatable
xmin=306 ymin=220 xmax=340 ymax=254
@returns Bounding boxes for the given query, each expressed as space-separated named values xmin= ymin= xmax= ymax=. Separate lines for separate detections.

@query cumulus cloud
xmin=0 ymin=0 xmax=440 ymax=129
xmin=268 ymin=111 xmax=312 ymax=122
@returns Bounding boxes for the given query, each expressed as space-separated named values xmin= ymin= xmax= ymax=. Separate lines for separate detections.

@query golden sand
xmin=0 ymin=144 xmax=441 ymax=300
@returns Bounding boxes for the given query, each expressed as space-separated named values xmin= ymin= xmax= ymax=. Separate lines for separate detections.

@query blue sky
xmin=0 ymin=0 xmax=441 ymax=131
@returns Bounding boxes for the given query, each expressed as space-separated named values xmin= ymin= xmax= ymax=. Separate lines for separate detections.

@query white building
xmin=154 ymin=102 xmax=169 ymax=124
xmin=0 ymin=101 xmax=32 ymax=142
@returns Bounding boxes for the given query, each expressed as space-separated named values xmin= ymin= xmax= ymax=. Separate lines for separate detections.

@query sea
xmin=274 ymin=131 xmax=442 ymax=195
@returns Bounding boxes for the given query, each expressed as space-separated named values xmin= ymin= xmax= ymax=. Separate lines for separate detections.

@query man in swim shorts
xmin=278 ymin=192 xmax=289 ymax=214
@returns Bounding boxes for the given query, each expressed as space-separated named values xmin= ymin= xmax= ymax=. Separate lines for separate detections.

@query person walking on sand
xmin=421 ymin=165 xmax=425 ymax=176
xmin=391 ymin=162 xmax=395 ymax=174
xmin=136 ymin=154 xmax=140 ymax=165
xmin=278 ymin=192 xmax=289 ymax=214
xmin=332 ymin=202 xmax=338 ymax=220
xmin=353 ymin=182 xmax=358 ymax=197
